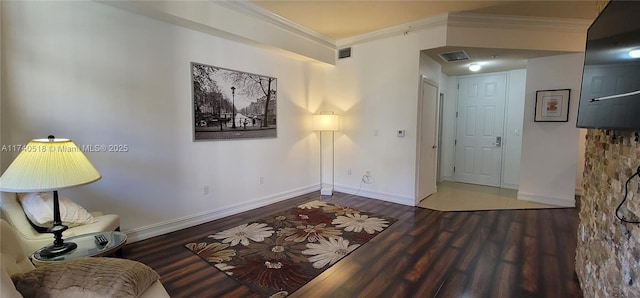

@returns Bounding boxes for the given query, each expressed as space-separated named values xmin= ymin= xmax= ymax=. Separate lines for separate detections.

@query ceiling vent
xmin=438 ymin=50 xmax=470 ymax=62
xmin=338 ymin=47 xmax=352 ymax=59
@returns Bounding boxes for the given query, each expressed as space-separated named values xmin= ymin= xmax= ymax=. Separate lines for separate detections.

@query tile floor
xmin=417 ymin=181 xmax=565 ymax=211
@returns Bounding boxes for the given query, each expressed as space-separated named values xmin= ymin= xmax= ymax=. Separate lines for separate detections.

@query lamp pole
xmin=219 ymin=93 xmax=223 ymax=130
xmin=231 ymin=86 xmax=236 ymax=128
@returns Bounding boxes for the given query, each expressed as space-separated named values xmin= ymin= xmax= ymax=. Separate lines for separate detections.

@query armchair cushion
xmin=11 ymin=257 xmax=160 ymax=298
xmin=18 ymin=192 xmax=96 ymax=229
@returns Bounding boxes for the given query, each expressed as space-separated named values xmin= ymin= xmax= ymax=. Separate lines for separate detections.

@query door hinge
xmin=456 ymin=112 xmax=458 ymax=118
xmin=454 ymin=139 xmax=457 ymax=145
xmin=453 ymin=166 xmax=456 ymax=173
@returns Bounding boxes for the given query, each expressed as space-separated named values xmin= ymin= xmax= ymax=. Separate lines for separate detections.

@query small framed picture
xmin=535 ymin=89 xmax=570 ymax=122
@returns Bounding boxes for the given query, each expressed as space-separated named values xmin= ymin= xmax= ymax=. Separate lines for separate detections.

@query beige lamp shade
xmin=0 ymin=138 xmax=101 ymax=192
xmin=312 ymin=114 xmax=340 ymax=131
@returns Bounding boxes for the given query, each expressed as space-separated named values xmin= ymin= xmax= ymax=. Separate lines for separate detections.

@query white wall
xmin=419 ymin=52 xmax=443 ymax=82
xmin=439 ymin=76 xmax=458 ymax=180
xmin=436 ymin=73 xmax=450 ymax=182
xmin=502 ymin=69 xmax=526 ymax=189
xmin=518 ymin=53 xmax=585 ymax=206
xmin=0 ymin=1 xmax=326 ymax=241
xmin=326 ymin=28 xmax=447 ymax=205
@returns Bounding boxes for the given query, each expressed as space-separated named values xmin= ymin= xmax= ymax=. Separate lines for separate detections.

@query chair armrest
xmin=18 ymin=214 xmax=120 ymax=255
xmin=62 ymin=214 xmax=120 ymax=237
xmin=139 ymin=281 xmax=171 ymax=298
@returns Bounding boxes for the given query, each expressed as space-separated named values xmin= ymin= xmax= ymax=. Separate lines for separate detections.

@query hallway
xmin=418 ymin=181 xmax=563 ymax=211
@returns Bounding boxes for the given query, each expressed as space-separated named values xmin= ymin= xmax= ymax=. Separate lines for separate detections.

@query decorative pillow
xmin=11 ymin=257 xmax=160 ymax=298
xmin=19 ymin=192 xmax=96 ymax=229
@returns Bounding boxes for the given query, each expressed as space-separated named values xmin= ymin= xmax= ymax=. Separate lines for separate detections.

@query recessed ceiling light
xmin=629 ymin=49 xmax=640 ymax=58
xmin=469 ymin=63 xmax=481 ymax=72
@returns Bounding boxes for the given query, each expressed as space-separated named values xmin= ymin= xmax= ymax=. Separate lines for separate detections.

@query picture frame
xmin=534 ymin=89 xmax=570 ymax=122
xmin=191 ymin=62 xmax=277 ymax=141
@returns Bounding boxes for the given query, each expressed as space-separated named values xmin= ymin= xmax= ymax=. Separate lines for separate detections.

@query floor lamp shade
xmin=0 ymin=137 xmax=101 ymax=258
xmin=312 ymin=114 xmax=340 ymax=131
xmin=0 ymin=138 xmax=101 ymax=192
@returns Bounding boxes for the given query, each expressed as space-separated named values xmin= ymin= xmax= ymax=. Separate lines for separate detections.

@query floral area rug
xmin=185 ymin=200 xmax=397 ymax=297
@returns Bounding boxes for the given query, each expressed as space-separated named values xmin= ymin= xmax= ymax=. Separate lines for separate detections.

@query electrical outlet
xmin=347 ymin=168 xmax=352 ymax=175
xmin=362 ymin=171 xmax=373 ymax=184
xmin=203 ymin=185 xmax=210 ymax=195
xmin=260 ymin=177 xmax=264 ymax=185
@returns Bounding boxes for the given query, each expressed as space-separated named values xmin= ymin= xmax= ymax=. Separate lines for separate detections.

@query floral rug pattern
xmin=185 ymin=200 xmax=397 ymax=297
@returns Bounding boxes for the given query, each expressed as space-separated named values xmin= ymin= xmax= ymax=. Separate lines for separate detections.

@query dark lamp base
xmin=39 ymin=241 xmax=78 ymax=258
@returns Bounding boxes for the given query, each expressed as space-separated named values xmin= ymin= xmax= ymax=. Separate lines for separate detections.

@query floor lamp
xmin=313 ymin=113 xmax=339 ymax=196
xmin=0 ymin=136 xmax=101 ymax=257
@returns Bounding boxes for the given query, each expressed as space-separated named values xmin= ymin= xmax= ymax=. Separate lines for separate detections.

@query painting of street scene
xmin=192 ymin=62 xmax=277 ymax=140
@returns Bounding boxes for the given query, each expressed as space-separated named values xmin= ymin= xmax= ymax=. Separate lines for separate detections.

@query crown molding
xmin=336 ymin=14 xmax=449 ymax=48
xmin=104 ymin=0 xmax=592 ymax=60
xmin=447 ymin=12 xmax=592 ymax=33
xmin=217 ymin=0 xmax=336 ymax=49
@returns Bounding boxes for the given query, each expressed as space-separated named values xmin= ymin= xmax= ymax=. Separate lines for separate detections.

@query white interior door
xmin=416 ymin=78 xmax=439 ymax=203
xmin=454 ymin=74 xmax=506 ymax=187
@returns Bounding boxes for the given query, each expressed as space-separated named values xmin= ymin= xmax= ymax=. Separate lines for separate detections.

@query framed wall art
xmin=535 ymin=89 xmax=570 ymax=122
xmin=191 ymin=62 xmax=277 ymax=141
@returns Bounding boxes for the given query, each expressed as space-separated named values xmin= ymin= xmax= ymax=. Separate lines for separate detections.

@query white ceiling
xmin=250 ymin=0 xmax=599 ymax=75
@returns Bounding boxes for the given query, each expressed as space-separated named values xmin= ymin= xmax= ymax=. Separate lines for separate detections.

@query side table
xmin=31 ymin=231 xmax=127 ymax=267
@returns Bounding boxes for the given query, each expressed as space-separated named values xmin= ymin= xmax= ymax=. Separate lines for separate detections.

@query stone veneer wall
xmin=577 ymin=129 xmax=640 ymax=297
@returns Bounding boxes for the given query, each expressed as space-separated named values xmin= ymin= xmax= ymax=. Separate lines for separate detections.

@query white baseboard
xmin=124 ymin=184 xmax=319 ymax=242
xmin=517 ymin=191 xmax=575 ymax=207
xmin=439 ymin=176 xmax=454 ymax=182
xmin=501 ymin=183 xmax=519 ymax=190
xmin=334 ymin=184 xmax=415 ymax=206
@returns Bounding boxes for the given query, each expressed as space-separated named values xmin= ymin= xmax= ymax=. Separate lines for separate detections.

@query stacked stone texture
xmin=577 ymin=129 xmax=640 ymax=297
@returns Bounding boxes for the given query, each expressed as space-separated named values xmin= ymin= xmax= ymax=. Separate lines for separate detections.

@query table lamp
xmin=0 ymin=136 xmax=101 ymax=257
xmin=313 ymin=113 xmax=339 ymax=196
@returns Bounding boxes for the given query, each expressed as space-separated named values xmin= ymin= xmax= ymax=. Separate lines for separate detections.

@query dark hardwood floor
xmin=123 ymin=192 xmax=582 ymax=297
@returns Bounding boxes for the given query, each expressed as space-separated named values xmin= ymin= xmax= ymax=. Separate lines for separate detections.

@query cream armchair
xmin=0 ymin=220 xmax=169 ymax=298
xmin=0 ymin=192 xmax=120 ymax=255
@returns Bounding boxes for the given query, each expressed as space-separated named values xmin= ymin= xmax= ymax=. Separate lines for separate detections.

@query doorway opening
xmin=431 ymin=71 xmax=525 ymax=205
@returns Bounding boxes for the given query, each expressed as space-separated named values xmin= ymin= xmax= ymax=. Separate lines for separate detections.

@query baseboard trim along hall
xmin=334 ymin=184 xmax=415 ymax=206
xmin=124 ymin=184 xmax=319 ymax=242
xmin=517 ymin=191 xmax=575 ymax=208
